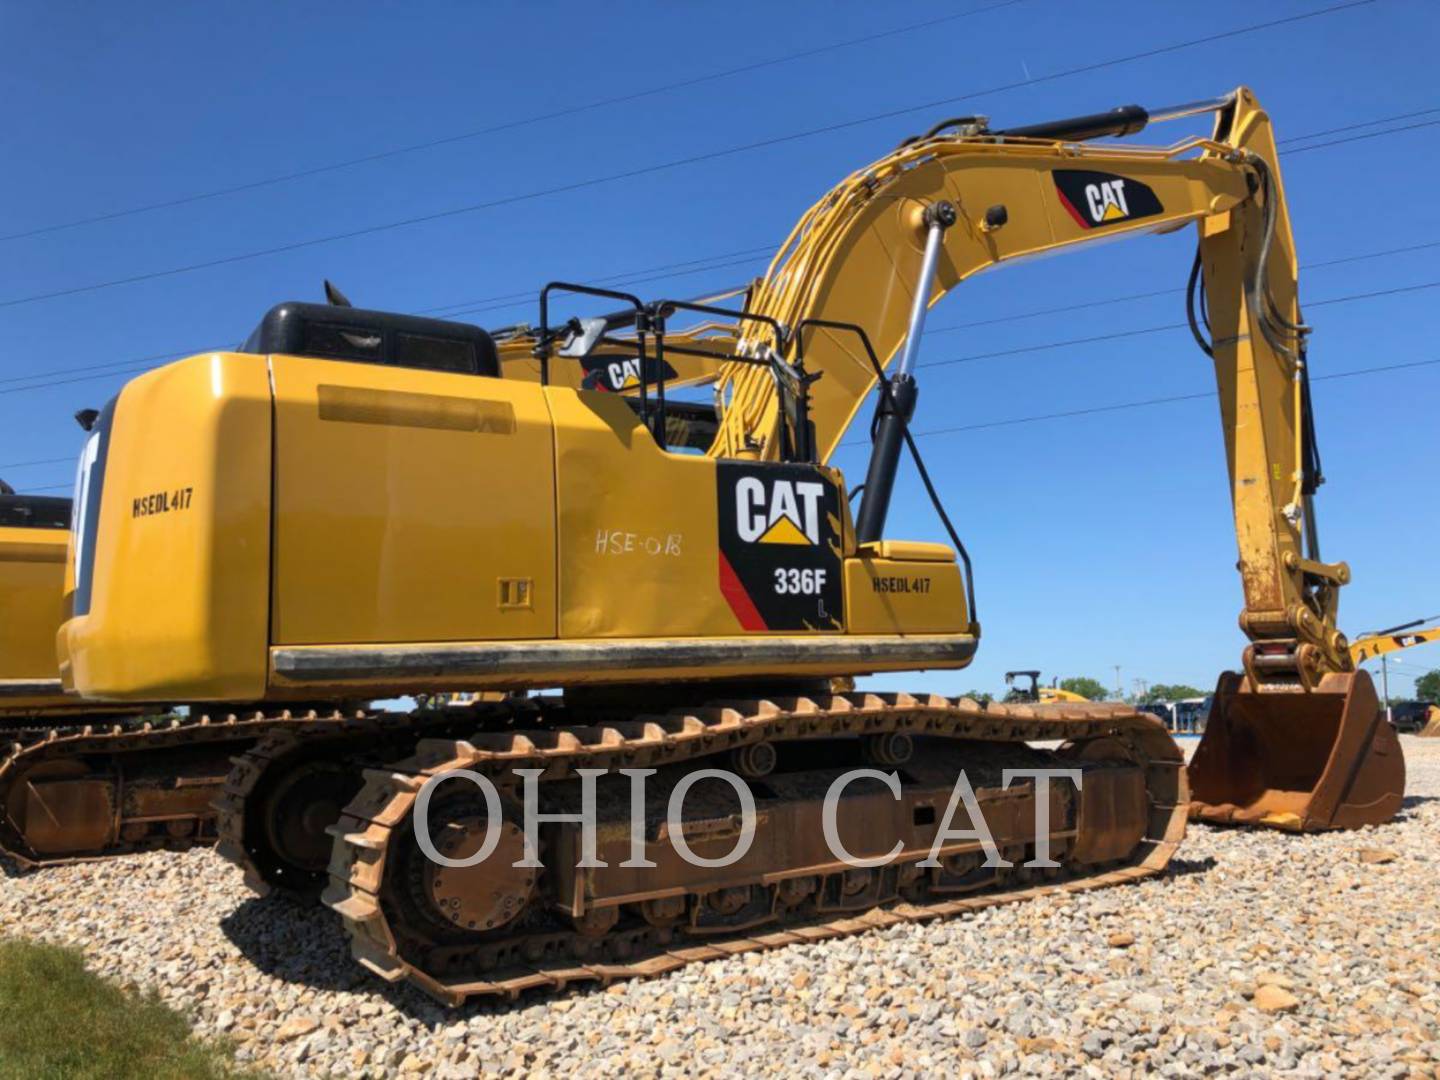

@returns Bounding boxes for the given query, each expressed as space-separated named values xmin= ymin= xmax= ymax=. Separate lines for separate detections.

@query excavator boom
xmin=531 ymin=87 xmax=1402 ymax=830
xmin=1350 ymin=621 xmax=1440 ymax=664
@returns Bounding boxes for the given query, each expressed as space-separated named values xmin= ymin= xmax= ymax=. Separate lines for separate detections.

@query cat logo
xmin=580 ymin=354 xmax=678 ymax=393
xmin=716 ymin=462 xmax=842 ymax=631
xmin=734 ymin=476 xmax=824 ymax=545
xmin=1053 ymin=169 xmax=1163 ymax=230
xmin=1085 ymin=179 xmax=1130 ymax=222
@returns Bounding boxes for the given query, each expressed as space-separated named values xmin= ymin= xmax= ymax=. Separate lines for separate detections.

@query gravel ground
xmin=3 ymin=736 xmax=1438 ymax=1079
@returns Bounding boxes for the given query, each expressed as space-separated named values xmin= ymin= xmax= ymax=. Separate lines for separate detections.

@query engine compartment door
xmin=269 ymin=356 xmax=557 ymax=645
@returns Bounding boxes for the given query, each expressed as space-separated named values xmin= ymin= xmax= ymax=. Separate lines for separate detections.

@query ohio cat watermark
xmin=412 ymin=766 xmax=1082 ymax=870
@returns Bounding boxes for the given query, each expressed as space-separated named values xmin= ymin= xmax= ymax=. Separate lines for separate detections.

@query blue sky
xmin=1 ymin=0 xmax=1435 ymax=700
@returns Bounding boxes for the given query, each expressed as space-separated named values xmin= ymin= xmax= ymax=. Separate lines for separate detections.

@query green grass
xmin=0 ymin=938 xmax=265 ymax=1080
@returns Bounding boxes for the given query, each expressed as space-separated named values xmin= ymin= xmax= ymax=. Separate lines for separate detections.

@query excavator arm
xmin=542 ymin=90 xmax=1348 ymax=688
xmin=708 ymin=88 xmax=1346 ymax=688
xmin=1350 ymin=620 xmax=1440 ymax=664
xmin=531 ymin=87 xmax=1401 ymax=829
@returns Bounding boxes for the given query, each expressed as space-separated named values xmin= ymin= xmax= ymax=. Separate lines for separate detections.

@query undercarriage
xmin=217 ymin=691 xmax=1185 ymax=1005
xmin=0 ymin=711 xmax=346 ymax=866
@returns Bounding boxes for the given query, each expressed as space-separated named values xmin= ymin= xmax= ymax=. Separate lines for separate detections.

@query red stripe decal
xmin=1055 ymin=180 xmax=1091 ymax=229
xmin=718 ymin=551 xmax=768 ymax=631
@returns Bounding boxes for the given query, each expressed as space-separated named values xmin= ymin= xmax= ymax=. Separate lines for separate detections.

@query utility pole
xmin=1380 ymin=655 xmax=1392 ymax=724
xmin=1113 ymin=665 xmax=1123 ymax=701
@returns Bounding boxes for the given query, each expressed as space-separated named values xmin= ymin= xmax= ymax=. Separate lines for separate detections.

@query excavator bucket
xmin=1189 ymin=669 xmax=1404 ymax=832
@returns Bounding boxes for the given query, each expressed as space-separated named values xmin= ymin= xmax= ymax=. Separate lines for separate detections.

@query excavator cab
xmin=1189 ymin=670 xmax=1404 ymax=831
xmin=1003 ymin=670 xmax=1041 ymax=703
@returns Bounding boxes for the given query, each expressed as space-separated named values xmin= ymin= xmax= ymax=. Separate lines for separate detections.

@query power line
xmin=176 ymin=119 xmax=1440 ymax=329
xmin=20 ymin=355 xmax=1440 ymax=492
xmin=0 ymin=252 xmax=772 ymax=396
xmin=404 ymin=232 xmax=1440 ymax=332
xmin=0 ymin=0 xmax=1376 ymax=314
xmin=0 ymin=347 xmax=210 ymax=388
xmin=918 ymin=280 xmax=1440 ymax=371
xmin=1277 ymin=106 xmax=1440 ymax=145
xmin=442 ymin=255 xmax=769 ymax=319
xmin=926 ymin=239 xmax=1440 ymax=336
xmin=830 ymin=356 xmax=1440 ymax=449
xmin=0 ymin=456 xmax=71 ymax=471
xmin=423 ymin=251 xmax=773 ymax=320
xmin=0 ymin=355 xmax=206 ymax=398
xmin=0 ymin=237 xmax=1435 ymax=401
xmin=0 ymin=246 xmax=775 ymax=393
xmin=0 ymin=1 xmax=1027 ymax=246
xmin=1381 ymin=666 xmax=1440 ymax=683
xmin=1285 ymin=116 xmax=1440 ymax=154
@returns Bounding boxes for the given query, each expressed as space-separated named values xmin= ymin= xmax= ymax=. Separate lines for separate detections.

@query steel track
xmin=0 ymin=710 xmax=359 ymax=866
xmin=298 ymin=693 xmax=1186 ymax=1005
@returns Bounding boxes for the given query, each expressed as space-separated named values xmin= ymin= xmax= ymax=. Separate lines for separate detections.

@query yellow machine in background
xmin=40 ymin=87 xmax=1402 ymax=1002
xmin=1350 ymin=618 xmax=1440 ymax=665
xmin=1003 ymin=671 xmax=1090 ymax=704
xmin=1350 ymin=616 xmax=1440 ymax=736
xmin=0 ymin=485 xmax=78 ymax=718
xmin=0 ymin=482 xmax=275 ymax=864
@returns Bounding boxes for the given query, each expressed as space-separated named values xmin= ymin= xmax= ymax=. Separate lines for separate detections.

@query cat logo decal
xmin=1053 ymin=169 xmax=1163 ymax=229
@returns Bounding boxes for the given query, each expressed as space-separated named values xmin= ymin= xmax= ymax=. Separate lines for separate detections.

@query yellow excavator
xmin=1350 ymin=617 xmax=1440 ymax=736
xmin=0 ymin=480 xmax=284 ymax=864
xmin=1003 ymin=671 xmax=1090 ymax=704
xmin=42 ymin=86 xmax=1401 ymax=1003
xmin=1 ymin=482 xmax=84 ymax=721
xmin=1349 ymin=618 xmax=1440 ymax=665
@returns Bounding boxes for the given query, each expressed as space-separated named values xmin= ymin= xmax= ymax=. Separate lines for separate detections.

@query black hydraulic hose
xmin=856 ymin=354 xmax=978 ymax=626
xmin=1257 ymin=176 xmax=1308 ymax=336
xmin=1298 ymin=345 xmax=1325 ymax=494
xmin=1245 ymin=159 xmax=1323 ymax=497
xmin=897 ymin=416 xmax=979 ymax=628
xmin=1193 ymin=156 xmax=1326 ymax=532
xmin=1246 ymin=159 xmax=1311 ymax=362
xmin=896 ymin=115 xmax=988 ymax=148
xmin=1186 ymin=248 xmax=1214 ymax=357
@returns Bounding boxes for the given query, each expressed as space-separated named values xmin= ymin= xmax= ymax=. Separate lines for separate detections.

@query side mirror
xmin=557 ymin=317 xmax=608 ymax=359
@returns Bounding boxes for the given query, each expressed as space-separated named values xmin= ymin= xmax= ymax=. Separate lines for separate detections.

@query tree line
xmin=963 ymin=671 xmax=1440 ymax=705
